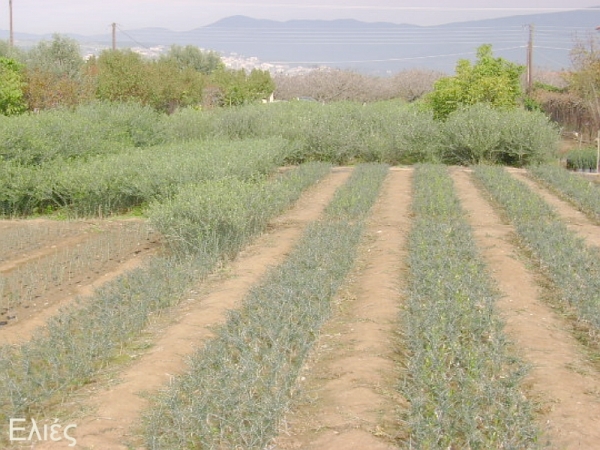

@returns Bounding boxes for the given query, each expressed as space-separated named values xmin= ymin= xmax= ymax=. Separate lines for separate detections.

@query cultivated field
xmin=0 ymin=100 xmax=597 ymax=448
xmin=1 ymin=161 xmax=600 ymax=449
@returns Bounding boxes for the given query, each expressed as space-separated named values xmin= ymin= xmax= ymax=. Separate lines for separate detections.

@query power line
xmin=115 ymin=25 xmax=153 ymax=49
xmin=270 ymin=46 xmax=525 ymax=65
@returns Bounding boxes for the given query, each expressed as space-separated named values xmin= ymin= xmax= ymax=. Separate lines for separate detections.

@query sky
xmin=4 ymin=1 xmax=600 ymax=35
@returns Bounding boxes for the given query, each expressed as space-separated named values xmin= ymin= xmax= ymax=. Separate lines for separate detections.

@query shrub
xmin=564 ymin=147 xmax=598 ymax=171
xmin=149 ymin=162 xmax=332 ymax=258
xmin=0 ymin=101 xmax=165 ymax=165
xmin=439 ymin=104 xmax=559 ymax=166
xmin=0 ymin=138 xmax=290 ymax=217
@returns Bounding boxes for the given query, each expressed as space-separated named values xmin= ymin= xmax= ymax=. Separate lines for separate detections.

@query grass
xmin=142 ymin=163 xmax=389 ymax=449
xmin=399 ymin=164 xmax=538 ymax=449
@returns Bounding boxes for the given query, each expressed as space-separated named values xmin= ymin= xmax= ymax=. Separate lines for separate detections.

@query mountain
xmin=4 ymin=8 xmax=600 ymax=74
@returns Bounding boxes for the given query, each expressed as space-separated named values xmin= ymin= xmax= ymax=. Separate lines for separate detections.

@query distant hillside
xmin=3 ymin=8 xmax=600 ymax=73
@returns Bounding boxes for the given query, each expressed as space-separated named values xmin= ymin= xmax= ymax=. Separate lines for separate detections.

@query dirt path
xmin=33 ymin=169 xmax=352 ymax=450
xmin=507 ymin=168 xmax=600 ymax=247
xmin=451 ymin=167 xmax=600 ymax=450
xmin=272 ymin=167 xmax=413 ymax=450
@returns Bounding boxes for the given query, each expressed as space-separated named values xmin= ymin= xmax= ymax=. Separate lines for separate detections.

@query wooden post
xmin=526 ymin=24 xmax=534 ymax=95
xmin=9 ymin=0 xmax=13 ymax=47
xmin=596 ymin=129 xmax=600 ymax=173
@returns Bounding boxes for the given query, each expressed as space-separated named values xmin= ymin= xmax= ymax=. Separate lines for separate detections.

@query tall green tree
xmin=23 ymin=34 xmax=90 ymax=110
xmin=159 ymin=45 xmax=223 ymax=74
xmin=93 ymin=49 xmax=151 ymax=103
xmin=426 ymin=44 xmax=525 ymax=120
xmin=211 ymin=68 xmax=275 ymax=106
xmin=0 ymin=57 xmax=27 ymax=115
xmin=147 ymin=59 xmax=205 ymax=113
xmin=26 ymin=34 xmax=83 ymax=78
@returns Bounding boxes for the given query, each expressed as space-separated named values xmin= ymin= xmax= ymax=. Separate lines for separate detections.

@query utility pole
xmin=9 ymin=0 xmax=13 ymax=47
xmin=526 ymin=24 xmax=534 ymax=94
xmin=112 ymin=22 xmax=116 ymax=50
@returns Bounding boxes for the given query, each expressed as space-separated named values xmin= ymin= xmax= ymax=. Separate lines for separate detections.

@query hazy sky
xmin=6 ymin=1 xmax=600 ymax=35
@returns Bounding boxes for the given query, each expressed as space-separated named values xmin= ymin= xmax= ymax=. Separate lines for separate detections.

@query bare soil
xmin=0 ymin=219 xmax=159 ymax=344
xmin=31 ymin=169 xmax=352 ymax=450
xmin=451 ymin=167 xmax=600 ymax=449
xmin=271 ymin=168 xmax=413 ymax=450
xmin=6 ymin=166 xmax=600 ymax=450
xmin=509 ymin=168 xmax=600 ymax=246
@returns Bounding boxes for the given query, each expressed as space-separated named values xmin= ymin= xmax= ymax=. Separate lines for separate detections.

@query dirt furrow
xmin=0 ymin=225 xmax=159 ymax=343
xmin=508 ymin=168 xmax=600 ymax=247
xmin=0 ymin=250 xmax=156 ymax=345
xmin=451 ymin=167 xmax=600 ymax=450
xmin=272 ymin=167 xmax=413 ymax=450
xmin=33 ymin=169 xmax=352 ymax=450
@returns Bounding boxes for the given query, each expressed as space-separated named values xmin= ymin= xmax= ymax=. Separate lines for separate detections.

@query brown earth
xmin=31 ymin=169 xmax=352 ymax=450
xmin=451 ymin=167 xmax=600 ymax=450
xmin=509 ymin=168 xmax=600 ymax=246
xmin=0 ymin=219 xmax=159 ymax=344
xmin=6 ymin=165 xmax=600 ymax=450
xmin=271 ymin=167 xmax=413 ymax=450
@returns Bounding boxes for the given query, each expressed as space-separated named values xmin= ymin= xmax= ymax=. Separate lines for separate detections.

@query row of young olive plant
xmin=0 ymin=223 xmax=152 ymax=313
xmin=0 ymin=163 xmax=330 ymax=441
xmin=1 ymin=100 xmax=559 ymax=170
xmin=400 ymin=164 xmax=538 ymax=449
xmin=0 ymin=222 xmax=81 ymax=263
xmin=0 ymin=101 xmax=166 ymax=166
xmin=527 ymin=164 xmax=600 ymax=222
xmin=0 ymin=137 xmax=288 ymax=217
xmin=167 ymin=101 xmax=559 ymax=166
xmin=142 ymin=163 xmax=389 ymax=449
xmin=473 ymin=165 xmax=600 ymax=338
xmin=149 ymin=162 xmax=329 ymax=258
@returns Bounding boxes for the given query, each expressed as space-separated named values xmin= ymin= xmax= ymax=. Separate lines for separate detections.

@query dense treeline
xmin=0 ymin=33 xmax=596 ymax=142
xmin=0 ymin=35 xmax=274 ymax=114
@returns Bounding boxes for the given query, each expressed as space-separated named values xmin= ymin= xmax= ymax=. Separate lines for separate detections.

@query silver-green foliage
xmin=402 ymin=164 xmax=537 ymax=449
xmin=564 ymin=146 xmax=598 ymax=171
xmin=150 ymin=161 xmax=332 ymax=258
xmin=143 ymin=164 xmax=388 ymax=449
xmin=165 ymin=101 xmax=559 ymax=166
xmin=473 ymin=165 xmax=600 ymax=333
xmin=528 ymin=164 xmax=600 ymax=221
xmin=0 ymin=164 xmax=330 ymax=438
xmin=0 ymin=101 xmax=165 ymax=165
xmin=0 ymin=256 xmax=198 ymax=428
xmin=0 ymin=137 xmax=288 ymax=217
xmin=440 ymin=104 xmax=559 ymax=166
xmin=165 ymin=101 xmax=442 ymax=165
